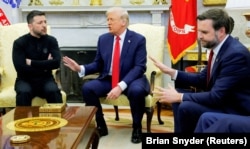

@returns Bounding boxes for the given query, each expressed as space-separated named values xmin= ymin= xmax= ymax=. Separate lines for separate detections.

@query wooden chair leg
xmin=113 ymin=106 xmax=119 ymax=121
xmin=145 ymin=106 xmax=154 ymax=133
xmin=0 ymin=108 xmax=6 ymax=116
xmin=3 ymin=108 xmax=6 ymax=115
xmin=87 ymin=129 xmax=100 ymax=149
xmin=157 ymin=102 xmax=164 ymax=125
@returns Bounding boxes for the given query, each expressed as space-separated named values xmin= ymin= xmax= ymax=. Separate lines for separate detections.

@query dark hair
xmin=197 ymin=8 xmax=231 ymax=34
xmin=228 ymin=16 xmax=234 ymax=34
xmin=26 ymin=10 xmax=45 ymax=24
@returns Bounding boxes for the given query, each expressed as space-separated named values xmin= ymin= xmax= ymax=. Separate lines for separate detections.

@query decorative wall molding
xmin=19 ymin=5 xmax=169 ymax=12
xmin=19 ymin=5 xmax=169 ymax=28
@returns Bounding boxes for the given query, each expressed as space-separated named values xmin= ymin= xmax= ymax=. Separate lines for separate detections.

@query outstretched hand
xmin=153 ymin=84 xmax=183 ymax=103
xmin=148 ymin=56 xmax=176 ymax=78
xmin=62 ymin=56 xmax=81 ymax=72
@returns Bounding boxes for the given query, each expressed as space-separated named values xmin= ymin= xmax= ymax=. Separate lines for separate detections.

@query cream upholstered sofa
xmin=0 ymin=23 xmax=66 ymax=111
xmin=98 ymin=23 xmax=165 ymax=133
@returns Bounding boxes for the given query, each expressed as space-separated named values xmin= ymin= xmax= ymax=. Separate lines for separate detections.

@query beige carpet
xmin=97 ymin=107 xmax=174 ymax=149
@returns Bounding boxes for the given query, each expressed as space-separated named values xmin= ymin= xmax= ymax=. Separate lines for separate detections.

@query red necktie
xmin=112 ymin=36 xmax=120 ymax=88
xmin=207 ymin=50 xmax=214 ymax=85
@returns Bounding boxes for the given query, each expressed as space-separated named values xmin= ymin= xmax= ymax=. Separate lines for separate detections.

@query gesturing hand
xmin=153 ymin=84 xmax=183 ymax=103
xmin=62 ymin=56 xmax=81 ymax=72
xmin=148 ymin=56 xmax=176 ymax=78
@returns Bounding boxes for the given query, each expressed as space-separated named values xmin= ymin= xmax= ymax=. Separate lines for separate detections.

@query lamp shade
xmin=225 ymin=0 xmax=250 ymax=9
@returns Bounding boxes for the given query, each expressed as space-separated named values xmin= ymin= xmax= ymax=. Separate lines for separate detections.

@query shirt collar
xmin=213 ymin=34 xmax=229 ymax=56
xmin=114 ymin=29 xmax=127 ymax=42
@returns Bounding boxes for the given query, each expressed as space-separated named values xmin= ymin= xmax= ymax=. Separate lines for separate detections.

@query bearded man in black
xmin=12 ymin=10 xmax=62 ymax=106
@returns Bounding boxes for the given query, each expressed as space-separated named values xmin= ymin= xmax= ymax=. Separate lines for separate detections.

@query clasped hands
xmin=149 ymin=56 xmax=183 ymax=103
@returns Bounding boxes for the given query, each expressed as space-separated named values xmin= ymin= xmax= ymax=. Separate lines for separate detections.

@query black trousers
xmin=15 ymin=77 xmax=62 ymax=106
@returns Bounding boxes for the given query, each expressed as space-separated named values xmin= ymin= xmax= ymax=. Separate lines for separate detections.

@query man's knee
xmin=44 ymin=81 xmax=59 ymax=91
xmin=16 ymin=86 xmax=32 ymax=94
xmin=82 ymin=81 xmax=95 ymax=96
xmin=127 ymin=85 xmax=148 ymax=97
xmin=177 ymin=101 xmax=196 ymax=115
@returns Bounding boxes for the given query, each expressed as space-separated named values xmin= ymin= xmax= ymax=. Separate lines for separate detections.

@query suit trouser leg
xmin=43 ymin=78 xmax=62 ymax=103
xmin=15 ymin=78 xmax=62 ymax=106
xmin=82 ymin=79 xmax=111 ymax=127
xmin=195 ymin=112 xmax=250 ymax=133
xmin=194 ymin=112 xmax=222 ymax=133
xmin=126 ymin=88 xmax=145 ymax=129
xmin=175 ymin=101 xmax=222 ymax=133
xmin=171 ymin=103 xmax=180 ymax=132
xmin=15 ymin=80 xmax=33 ymax=106
xmin=172 ymin=88 xmax=194 ymax=133
xmin=125 ymin=77 xmax=150 ymax=129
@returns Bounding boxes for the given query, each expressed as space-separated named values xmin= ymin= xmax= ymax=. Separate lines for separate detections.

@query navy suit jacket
xmin=84 ymin=29 xmax=149 ymax=89
xmin=176 ymin=35 xmax=250 ymax=114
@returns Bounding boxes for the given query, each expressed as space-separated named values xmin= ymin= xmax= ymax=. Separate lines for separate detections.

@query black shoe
xmin=131 ymin=128 xmax=142 ymax=143
xmin=96 ymin=126 xmax=108 ymax=137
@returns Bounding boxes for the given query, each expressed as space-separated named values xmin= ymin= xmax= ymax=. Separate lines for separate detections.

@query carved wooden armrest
xmin=149 ymin=69 xmax=162 ymax=95
xmin=154 ymin=69 xmax=162 ymax=76
xmin=149 ymin=71 xmax=156 ymax=95
xmin=52 ymin=69 xmax=63 ymax=90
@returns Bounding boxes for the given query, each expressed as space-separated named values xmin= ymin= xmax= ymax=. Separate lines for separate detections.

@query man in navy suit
xmin=149 ymin=8 xmax=250 ymax=133
xmin=195 ymin=112 xmax=250 ymax=133
xmin=63 ymin=7 xmax=150 ymax=143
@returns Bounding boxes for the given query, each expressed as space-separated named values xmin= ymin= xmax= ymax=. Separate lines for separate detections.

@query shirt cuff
xmin=118 ymin=81 xmax=127 ymax=91
xmin=78 ymin=65 xmax=85 ymax=78
xmin=172 ymin=70 xmax=178 ymax=80
xmin=180 ymin=93 xmax=184 ymax=102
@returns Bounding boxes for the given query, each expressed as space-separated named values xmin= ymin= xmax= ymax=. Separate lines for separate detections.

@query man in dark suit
xmin=195 ymin=112 xmax=250 ymax=133
xmin=63 ymin=7 xmax=150 ymax=143
xmin=149 ymin=8 xmax=250 ymax=133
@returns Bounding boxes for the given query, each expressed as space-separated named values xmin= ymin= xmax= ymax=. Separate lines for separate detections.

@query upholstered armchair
xmin=98 ymin=23 xmax=165 ymax=133
xmin=0 ymin=23 xmax=66 ymax=112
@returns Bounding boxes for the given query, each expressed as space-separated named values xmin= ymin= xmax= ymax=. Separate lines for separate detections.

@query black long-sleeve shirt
xmin=12 ymin=33 xmax=61 ymax=80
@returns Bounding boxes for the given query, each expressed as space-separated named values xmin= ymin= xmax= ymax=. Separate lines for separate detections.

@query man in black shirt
xmin=12 ymin=10 xmax=62 ymax=106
